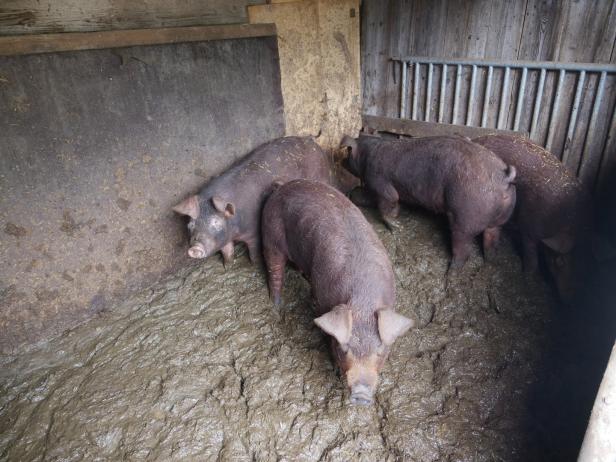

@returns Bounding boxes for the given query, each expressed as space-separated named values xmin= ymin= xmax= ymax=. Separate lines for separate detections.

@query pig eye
xmin=187 ymin=221 xmax=195 ymax=231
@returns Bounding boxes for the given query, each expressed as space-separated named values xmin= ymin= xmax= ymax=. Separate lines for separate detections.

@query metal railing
xmin=393 ymin=56 xmax=616 ymax=186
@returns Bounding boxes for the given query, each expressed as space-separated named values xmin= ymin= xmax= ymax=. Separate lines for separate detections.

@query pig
xmin=172 ymin=136 xmax=333 ymax=265
xmin=473 ymin=134 xmax=593 ymax=298
xmin=340 ymin=134 xmax=517 ymax=269
xmin=262 ymin=179 xmax=414 ymax=405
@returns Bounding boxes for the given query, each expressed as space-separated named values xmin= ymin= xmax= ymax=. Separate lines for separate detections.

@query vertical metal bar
xmin=412 ymin=62 xmax=420 ymax=120
xmin=481 ymin=66 xmax=493 ymax=128
xmin=452 ymin=64 xmax=462 ymax=124
xmin=466 ymin=65 xmax=477 ymax=126
xmin=579 ymin=71 xmax=607 ymax=178
xmin=497 ymin=66 xmax=511 ymax=130
xmin=596 ymin=101 xmax=616 ymax=189
xmin=561 ymin=70 xmax=586 ymax=165
xmin=513 ymin=67 xmax=528 ymax=131
xmin=546 ymin=69 xmax=567 ymax=152
xmin=400 ymin=61 xmax=408 ymax=118
xmin=530 ymin=68 xmax=547 ymax=140
xmin=438 ymin=64 xmax=447 ymax=123
xmin=425 ymin=63 xmax=433 ymax=121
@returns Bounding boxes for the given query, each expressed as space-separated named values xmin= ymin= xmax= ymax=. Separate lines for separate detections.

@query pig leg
xmin=264 ymin=247 xmax=287 ymax=305
xmin=374 ymin=183 xmax=400 ymax=231
xmin=482 ymin=227 xmax=501 ymax=262
xmin=349 ymin=187 xmax=377 ymax=208
xmin=246 ymin=241 xmax=262 ymax=264
xmin=450 ymin=229 xmax=474 ymax=270
xmin=221 ymin=242 xmax=235 ymax=268
xmin=522 ymin=234 xmax=539 ymax=272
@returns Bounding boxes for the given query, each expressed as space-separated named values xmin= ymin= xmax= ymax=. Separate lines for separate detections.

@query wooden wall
xmin=0 ymin=0 xmax=266 ymax=35
xmin=362 ymin=0 xmax=616 ymax=187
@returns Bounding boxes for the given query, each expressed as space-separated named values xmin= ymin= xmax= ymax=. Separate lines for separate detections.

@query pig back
xmin=268 ymin=179 xmax=395 ymax=313
xmin=202 ymin=137 xmax=333 ymax=231
xmin=473 ymin=135 xmax=589 ymax=238
xmin=362 ymin=136 xmax=511 ymax=214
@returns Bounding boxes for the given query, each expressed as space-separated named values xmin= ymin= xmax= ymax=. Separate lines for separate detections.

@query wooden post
xmin=578 ymin=342 xmax=616 ymax=461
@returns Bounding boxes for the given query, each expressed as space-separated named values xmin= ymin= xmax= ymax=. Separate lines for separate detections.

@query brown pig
xmin=473 ymin=134 xmax=593 ymax=297
xmin=262 ymin=179 xmax=414 ymax=405
xmin=172 ymin=136 xmax=333 ymax=265
xmin=341 ymin=134 xmax=517 ymax=269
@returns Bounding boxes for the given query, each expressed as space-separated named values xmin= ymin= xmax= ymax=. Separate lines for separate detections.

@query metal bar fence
xmin=394 ymin=56 xmax=616 ymax=187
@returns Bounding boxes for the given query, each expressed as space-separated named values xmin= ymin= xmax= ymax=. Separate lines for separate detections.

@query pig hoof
xmin=445 ymin=264 xmax=461 ymax=287
xmin=271 ymin=293 xmax=282 ymax=306
xmin=384 ymin=219 xmax=400 ymax=232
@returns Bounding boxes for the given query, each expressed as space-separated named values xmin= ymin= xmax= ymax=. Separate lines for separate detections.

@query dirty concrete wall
xmin=248 ymin=0 xmax=361 ymax=150
xmin=0 ymin=36 xmax=285 ymax=353
xmin=0 ymin=1 xmax=267 ymax=35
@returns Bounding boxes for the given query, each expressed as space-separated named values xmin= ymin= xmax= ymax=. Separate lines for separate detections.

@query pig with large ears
xmin=262 ymin=179 xmax=415 ymax=405
xmin=314 ymin=304 xmax=414 ymax=405
xmin=173 ymin=136 xmax=334 ymax=265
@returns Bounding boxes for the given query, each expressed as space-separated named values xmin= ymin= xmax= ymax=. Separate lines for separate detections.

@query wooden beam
xmin=0 ymin=23 xmax=277 ymax=56
xmin=363 ymin=114 xmax=528 ymax=139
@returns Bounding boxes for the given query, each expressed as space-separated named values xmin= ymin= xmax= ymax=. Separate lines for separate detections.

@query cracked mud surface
xmin=0 ymin=209 xmax=555 ymax=461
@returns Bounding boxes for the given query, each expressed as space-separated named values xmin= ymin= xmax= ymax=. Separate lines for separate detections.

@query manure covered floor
xmin=0 ymin=209 xmax=557 ymax=461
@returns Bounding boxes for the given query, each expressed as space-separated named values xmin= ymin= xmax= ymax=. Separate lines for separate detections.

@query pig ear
xmin=314 ymin=305 xmax=353 ymax=345
xmin=542 ymin=232 xmax=575 ymax=254
xmin=377 ymin=309 xmax=414 ymax=345
xmin=211 ymin=196 xmax=236 ymax=218
xmin=172 ymin=195 xmax=200 ymax=220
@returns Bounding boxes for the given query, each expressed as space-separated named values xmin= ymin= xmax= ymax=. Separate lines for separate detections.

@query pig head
xmin=315 ymin=305 xmax=414 ymax=405
xmin=173 ymin=195 xmax=237 ymax=264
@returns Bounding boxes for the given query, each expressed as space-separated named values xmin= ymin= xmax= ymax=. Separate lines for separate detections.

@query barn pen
xmin=1 ymin=1 xmax=615 ymax=461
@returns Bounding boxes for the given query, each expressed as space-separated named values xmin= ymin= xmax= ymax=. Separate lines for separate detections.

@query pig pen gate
xmin=384 ymin=56 xmax=616 ymax=189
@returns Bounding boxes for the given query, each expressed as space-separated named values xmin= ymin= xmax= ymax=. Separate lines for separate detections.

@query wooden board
xmin=363 ymin=114 xmax=527 ymax=139
xmin=0 ymin=0 xmax=268 ymax=36
xmin=0 ymin=23 xmax=277 ymax=56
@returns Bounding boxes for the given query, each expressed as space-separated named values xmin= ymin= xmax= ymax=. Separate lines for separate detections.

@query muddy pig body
xmin=262 ymin=179 xmax=414 ymax=405
xmin=341 ymin=135 xmax=517 ymax=268
xmin=473 ymin=134 xmax=593 ymax=298
xmin=173 ymin=136 xmax=333 ymax=264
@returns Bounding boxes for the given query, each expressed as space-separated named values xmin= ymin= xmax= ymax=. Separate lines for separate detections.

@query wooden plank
xmin=361 ymin=0 xmax=390 ymax=116
xmin=0 ymin=23 xmax=277 ymax=56
xmin=0 ymin=0 xmax=267 ymax=36
xmin=363 ymin=114 xmax=528 ymax=139
xmin=516 ymin=0 xmax=568 ymax=61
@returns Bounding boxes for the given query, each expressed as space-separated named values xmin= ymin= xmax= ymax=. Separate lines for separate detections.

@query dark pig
xmin=172 ymin=136 xmax=333 ymax=265
xmin=473 ymin=134 xmax=593 ymax=296
xmin=262 ymin=179 xmax=414 ymax=405
xmin=341 ymin=135 xmax=517 ymax=269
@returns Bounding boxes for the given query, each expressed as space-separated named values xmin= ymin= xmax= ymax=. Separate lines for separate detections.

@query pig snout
xmin=188 ymin=243 xmax=207 ymax=259
xmin=346 ymin=365 xmax=379 ymax=406
xmin=350 ymin=383 xmax=373 ymax=405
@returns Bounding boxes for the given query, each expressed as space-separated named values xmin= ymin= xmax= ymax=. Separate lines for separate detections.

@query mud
xmin=0 ymin=209 xmax=556 ymax=461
